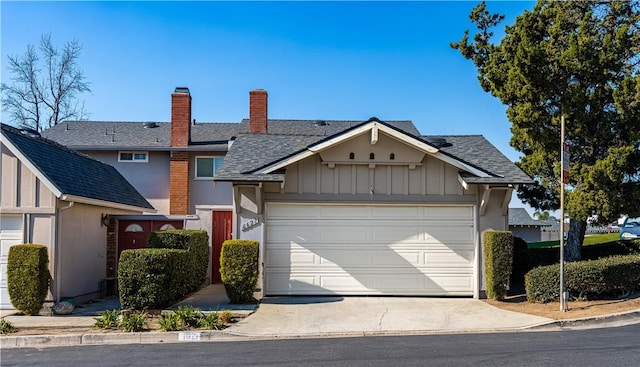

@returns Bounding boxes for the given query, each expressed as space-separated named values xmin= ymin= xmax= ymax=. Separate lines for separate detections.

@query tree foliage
xmin=452 ymin=1 xmax=640 ymax=259
xmin=1 ymin=34 xmax=90 ymax=132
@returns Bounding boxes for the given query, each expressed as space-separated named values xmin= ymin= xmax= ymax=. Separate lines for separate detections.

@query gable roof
xmin=1 ymin=123 xmax=155 ymax=212
xmin=508 ymin=208 xmax=551 ymax=227
xmin=215 ymin=118 xmax=533 ymax=185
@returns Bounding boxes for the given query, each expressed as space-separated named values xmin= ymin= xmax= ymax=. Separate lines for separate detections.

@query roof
xmin=41 ymin=118 xmax=532 ymax=186
xmin=508 ymin=208 xmax=551 ymax=227
xmin=1 ymin=123 xmax=154 ymax=211
xmin=41 ymin=121 xmax=241 ymax=150
xmin=42 ymin=119 xmax=420 ymax=151
xmin=437 ymin=135 xmax=533 ymax=185
xmin=216 ymin=119 xmax=533 ymax=184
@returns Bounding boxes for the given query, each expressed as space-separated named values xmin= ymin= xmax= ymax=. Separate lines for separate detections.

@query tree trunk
xmin=566 ymin=218 xmax=585 ymax=262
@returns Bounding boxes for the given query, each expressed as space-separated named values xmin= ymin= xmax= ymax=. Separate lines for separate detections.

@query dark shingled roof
xmin=1 ymin=123 xmax=154 ymax=210
xmin=435 ymin=135 xmax=532 ymax=185
xmin=41 ymin=118 xmax=531 ymax=185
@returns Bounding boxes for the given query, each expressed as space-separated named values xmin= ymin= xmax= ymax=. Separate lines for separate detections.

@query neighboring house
xmin=508 ymin=208 xmax=553 ymax=243
xmin=43 ymin=87 xmax=533 ymax=299
xmin=0 ymin=123 xmax=154 ymax=309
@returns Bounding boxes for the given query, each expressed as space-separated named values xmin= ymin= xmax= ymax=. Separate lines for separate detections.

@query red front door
xmin=117 ymin=221 xmax=152 ymax=262
xmin=212 ymin=211 xmax=233 ymax=283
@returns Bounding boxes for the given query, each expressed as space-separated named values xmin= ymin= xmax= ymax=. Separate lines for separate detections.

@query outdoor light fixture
xmin=560 ymin=75 xmax=580 ymax=312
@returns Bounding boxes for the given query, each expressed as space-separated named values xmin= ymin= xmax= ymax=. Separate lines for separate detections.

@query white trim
xmin=254 ymin=121 xmax=491 ymax=179
xmin=194 ymin=205 xmax=234 ymax=212
xmin=60 ymin=194 xmax=156 ymax=213
xmin=118 ymin=151 xmax=149 ymax=163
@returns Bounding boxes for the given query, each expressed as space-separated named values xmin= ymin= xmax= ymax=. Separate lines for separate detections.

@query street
xmin=3 ymin=324 xmax=640 ymax=366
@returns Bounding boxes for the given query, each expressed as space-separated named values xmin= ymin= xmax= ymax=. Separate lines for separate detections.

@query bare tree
xmin=1 ymin=34 xmax=91 ymax=132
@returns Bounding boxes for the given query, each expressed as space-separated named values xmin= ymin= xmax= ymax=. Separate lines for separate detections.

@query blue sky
xmin=1 ymin=0 xmax=539 ymax=212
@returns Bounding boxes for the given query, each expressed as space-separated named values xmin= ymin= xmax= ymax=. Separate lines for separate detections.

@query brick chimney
xmin=249 ymin=89 xmax=268 ymax=134
xmin=170 ymin=87 xmax=191 ymax=214
xmin=171 ymin=87 xmax=191 ymax=147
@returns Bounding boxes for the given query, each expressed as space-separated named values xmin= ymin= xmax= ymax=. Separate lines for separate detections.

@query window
xmin=195 ymin=156 xmax=224 ymax=179
xmin=119 ymin=151 xmax=148 ymax=162
xmin=158 ymin=224 xmax=176 ymax=231
xmin=124 ymin=224 xmax=144 ymax=232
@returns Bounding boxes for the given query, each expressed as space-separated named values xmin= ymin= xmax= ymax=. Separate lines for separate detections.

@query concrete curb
xmin=2 ymin=310 xmax=640 ymax=349
xmin=529 ymin=309 xmax=640 ymax=330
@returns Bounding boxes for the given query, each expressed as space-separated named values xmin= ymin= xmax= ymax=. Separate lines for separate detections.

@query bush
xmin=158 ymin=313 xmax=185 ymax=332
xmin=118 ymin=248 xmax=187 ymax=309
xmin=148 ymin=230 xmax=209 ymax=290
xmin=220 ymin=240 xmax=259 ymax=304
xmin=0 ymin=318 xmax=16 ymax=334
xmin=118 ymin=229 xmax=209 ymax=310
xmin=483 ymin=231 xmax=513 ymax=300
xmin=525 ymin=254 xmax=640 ymax=303
xmin=7 ymin=244 xmax=51 ymax=315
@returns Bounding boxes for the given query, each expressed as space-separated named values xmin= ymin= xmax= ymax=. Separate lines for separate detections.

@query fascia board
xmin=60 ymin=194 xmax=157 ymax=213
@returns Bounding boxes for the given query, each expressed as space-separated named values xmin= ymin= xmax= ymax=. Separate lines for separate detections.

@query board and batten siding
xmin=281 ymin=154 xmax=473 ymax=198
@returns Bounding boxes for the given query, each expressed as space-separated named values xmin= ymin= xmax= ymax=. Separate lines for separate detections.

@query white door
xmin=1 ymin=215 xmax=23 ymax=309
xmin=265 ymin=204 xmax=476 ymax=296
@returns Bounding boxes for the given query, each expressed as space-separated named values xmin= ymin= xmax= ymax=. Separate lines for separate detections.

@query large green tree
xmin=452 ymin=1 xmax=640 ymax=260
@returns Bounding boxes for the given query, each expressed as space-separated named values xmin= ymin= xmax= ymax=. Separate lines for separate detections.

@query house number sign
xmin=242 ymin=218 xmax=260 ymax=232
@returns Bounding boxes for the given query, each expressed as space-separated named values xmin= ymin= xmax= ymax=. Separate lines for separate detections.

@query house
xmin=0 ymin=123 xmax=154 ymax=309
xmin=508 ymin=208 xmax=554 ymax=243
xmin=43 ymin=87 xmax=533 ymax=299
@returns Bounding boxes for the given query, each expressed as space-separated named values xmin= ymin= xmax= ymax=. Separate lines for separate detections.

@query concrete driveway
xmin=228 ymin=296 xmax=553 ymax=337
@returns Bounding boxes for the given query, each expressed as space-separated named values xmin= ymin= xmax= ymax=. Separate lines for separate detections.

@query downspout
xmin=54 ymin=201 xmax=74 ymax=303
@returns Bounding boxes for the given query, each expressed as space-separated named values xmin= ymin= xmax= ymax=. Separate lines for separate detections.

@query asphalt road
xmin=3 ymin=324 xmax=640 ymax=367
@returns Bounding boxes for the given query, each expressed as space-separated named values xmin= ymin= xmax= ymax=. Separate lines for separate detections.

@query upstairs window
xmin=119 ymin=151 xmax=148 ymax=162
xmin=195 ymin=156 xmax=224 ymax=179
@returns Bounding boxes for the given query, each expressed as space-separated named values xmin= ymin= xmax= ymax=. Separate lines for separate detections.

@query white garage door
xmin=265 ymin=204 xmax=476 ymax=296
xmin=1 ymin=215 xmax=23 ymax=309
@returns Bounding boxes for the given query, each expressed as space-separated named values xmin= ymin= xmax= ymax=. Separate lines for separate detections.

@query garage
xmin=1 ymin=215 xmax=23 ymax=309
xmin=264 ymin=203 xmax=476 ymax=296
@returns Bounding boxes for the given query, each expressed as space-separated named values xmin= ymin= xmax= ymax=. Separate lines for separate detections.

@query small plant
xmin=93 ymin=309 xmax=120 ymax=329
xmin=0 ymin=318 xmax=16 ymax=334
xmin=119 ymin=312 xmax=148 ymax=332
xmin=219 ymin=310 xmax=233 ymax=324
xmin=200 ymin=312 xmax=224 ymax=330
xmin=174 ymin=305 xmax=203 ymax=328
xmin=158 ymin=312 xmax=185 ymax=332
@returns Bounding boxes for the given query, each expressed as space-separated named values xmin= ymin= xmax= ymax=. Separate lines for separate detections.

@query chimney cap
xmin=174 ymin=87 xmax=190 ymax=94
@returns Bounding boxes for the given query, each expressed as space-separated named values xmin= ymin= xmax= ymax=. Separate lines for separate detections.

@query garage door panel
xmin=1 ymin=215 xmax=23 ymax=309
xmin=265 ymin=204 xmax=476 ymax=296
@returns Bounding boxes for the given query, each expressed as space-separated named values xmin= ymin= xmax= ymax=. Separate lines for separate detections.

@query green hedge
xmin=148 ymin=230 xmax=209 ymax=290
xmin=483 ymin=231 xmax=513 ymax=300
xmin=118 ymin=249 xmax=187 ymax=309
xmin=220 ymin=240 xmax=259 ymax=304
xmin=118 ymin=229 xmax=209 ymax=309
xmin=525 ymin=254 xmax=640 ymax=303
xmin=7 ymin=244 xmax=50 ymax=315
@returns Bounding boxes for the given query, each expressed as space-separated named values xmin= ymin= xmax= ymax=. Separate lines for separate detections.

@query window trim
xmin=118 ymin=151 xmax=149 ymax=163
xmin=195 ymin=156 xmax=224 ymax=180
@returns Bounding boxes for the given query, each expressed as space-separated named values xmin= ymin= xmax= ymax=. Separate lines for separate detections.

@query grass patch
xmin=528 ymin=233 xmax=620 ymax=249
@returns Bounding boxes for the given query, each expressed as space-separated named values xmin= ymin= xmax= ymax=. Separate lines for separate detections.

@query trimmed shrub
xmin=118 ymin=248 xmax=187 ymax=309
xmin=7 ymin=244 xmax=50 ymax=315
xmin=119 ymin=229 xmax=209 ymax=310
xmin=525 ymin=254 xmax=640 ymax=303
xmin=148 ymin=230 xmax=209 ymax=290
xmin=483 ymin=231 xmax=513 ymax=300
xmin=220 ymin=240 xmax=259 ymax=304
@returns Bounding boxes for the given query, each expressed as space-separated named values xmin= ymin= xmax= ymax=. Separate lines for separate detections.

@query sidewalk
xmin=2 ymin=284 xmax=640 ymax=349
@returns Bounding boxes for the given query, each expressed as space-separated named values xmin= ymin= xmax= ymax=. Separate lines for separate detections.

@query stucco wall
xmin=57 ymin=201 xmax=138 ymax=303
xmin=510 ymin=227 xmax=542 ymax=243
xmin=189 ymin=153 xmax=233 ymax=213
